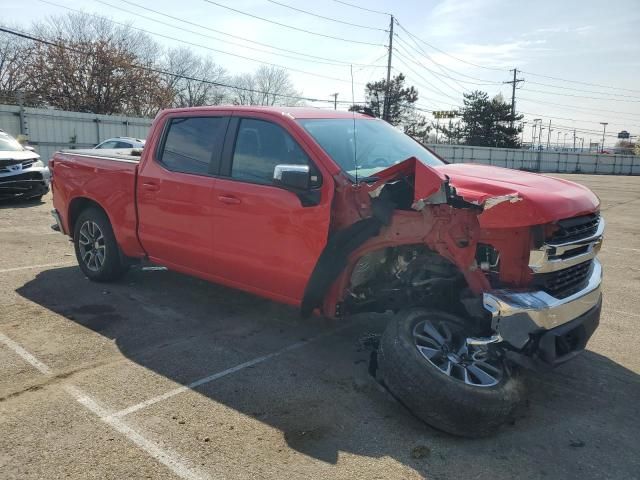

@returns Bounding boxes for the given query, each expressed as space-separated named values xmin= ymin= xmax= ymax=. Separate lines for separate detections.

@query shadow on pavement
xmin=16 ymin=265 xmax=640 ymax=478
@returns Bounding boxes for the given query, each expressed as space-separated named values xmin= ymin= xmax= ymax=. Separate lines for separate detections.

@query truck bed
xmin=60 ymin=148 xmax=142 ymax=163
xmin=51 ymin=149 xmax=145 ymax=257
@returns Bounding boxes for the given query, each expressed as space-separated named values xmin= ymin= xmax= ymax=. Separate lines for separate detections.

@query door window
xmin=231 ymin=119 xmax=315 ymax=185
xmin=159 ymin=117 xmax=228 ymax=175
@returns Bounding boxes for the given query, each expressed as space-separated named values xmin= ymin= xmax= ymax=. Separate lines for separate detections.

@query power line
xmin=96 ymin=0 xmax=385 ymax=67
xmin=392 ymin=55 xmax=462 ymax=102
xmin=37 ymin=1 xmax=361 ymax=85
xmin=47 ymin=0 xmax=377 ymax=68
xmin=522 ymin=87 xmax=640 ymax=103
xmin=526 ymin=80 xmax=640 ymax=100
xmin=330 ymin=0 xmax=390 ymax=16
xmin=521 ymin=70 xmax=640 ymax=94
xmin=0 ymin=26 xmax=370 ymax=105
xmin=518 ymin=97 xmax=640 ymax=120
xmin=394 ymin=37 xmax=496 ymax=88
xmin=264 ymin=0 xmax=386 ymax=31
xmin=394 ymin=39 xmax=498 ymax=93
xmin=393 ymin=19 xmax=508 ymax=72
xmin=393 ymin=27 xmax=503 ymax=85
xmin=201 ymin=0 xmax=384 ymax=46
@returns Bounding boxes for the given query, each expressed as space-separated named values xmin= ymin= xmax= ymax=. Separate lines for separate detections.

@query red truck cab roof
xmin=158 ymin=105 xmax=374 ymax=120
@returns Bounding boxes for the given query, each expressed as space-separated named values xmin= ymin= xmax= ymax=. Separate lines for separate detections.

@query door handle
xmin=218 ymin=195 xmax=241 ymax=205
xmin=142 ymin=182 xmax=159 ymax=192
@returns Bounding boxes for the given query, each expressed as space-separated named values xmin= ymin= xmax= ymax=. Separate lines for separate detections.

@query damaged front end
xmin=301 ymin=157 xmax=490 ymax=319
xmin=302 ymin=157 xmax=604 ymax=372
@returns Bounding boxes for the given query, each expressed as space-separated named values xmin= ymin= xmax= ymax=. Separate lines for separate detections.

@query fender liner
xmin=300 ymin=194 xmax=395 ymax=317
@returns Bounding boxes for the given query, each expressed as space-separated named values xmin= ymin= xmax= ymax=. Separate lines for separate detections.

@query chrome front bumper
xmin=483 ymin=259 xmax=602 ymax=348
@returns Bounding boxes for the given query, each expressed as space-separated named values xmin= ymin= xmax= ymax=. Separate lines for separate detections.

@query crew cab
xmin=50 ymin=107 xmax=604 ymax=437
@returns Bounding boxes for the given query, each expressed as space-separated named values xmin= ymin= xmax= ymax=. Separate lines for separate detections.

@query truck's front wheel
xmin=74 ymin=207 xmax=128 ymax=282
xmin=378 ymin=309 xmax=523 ymax=437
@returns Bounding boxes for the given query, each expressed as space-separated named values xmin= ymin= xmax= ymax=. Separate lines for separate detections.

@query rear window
xmin=159 ymin=117 xmax=228 ymax=175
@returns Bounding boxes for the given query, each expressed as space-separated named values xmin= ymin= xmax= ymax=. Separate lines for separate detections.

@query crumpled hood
xmin=437 ymin=163 xmax=600 ymax=227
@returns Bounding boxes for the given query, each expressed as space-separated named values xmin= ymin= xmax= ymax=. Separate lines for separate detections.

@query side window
xmin=231 ymin=119 xmax=316 ymax=185
xmin=97 ymin=141 xmax=117 ymax=149
xmin=159 ymin=117 xmax=227 ymax=175
xmin=115 ymin=141 xmax=132 ymax=148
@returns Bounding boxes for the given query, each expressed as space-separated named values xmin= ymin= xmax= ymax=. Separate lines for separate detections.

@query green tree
xmin=459 ymin=91 xmax=522 ymax=148
xmin=357 ymin=73 xmax=419 ymax=126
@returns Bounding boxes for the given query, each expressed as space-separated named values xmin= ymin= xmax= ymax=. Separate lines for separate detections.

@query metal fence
xmin=426 ymin=144 xmax=640 ymax=175
xmin=1 ymin=103 xmax=638 ymax=175
xmin=0 ymin=104 xmax=153 ymax=163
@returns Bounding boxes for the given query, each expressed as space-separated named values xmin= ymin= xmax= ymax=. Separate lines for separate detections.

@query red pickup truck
xmin=50 ymin=106 xmax=604 ymax=437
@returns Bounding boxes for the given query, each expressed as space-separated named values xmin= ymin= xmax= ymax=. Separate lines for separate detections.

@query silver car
xmin=0 ymin=130 xmax=51 ymax=201
xmin=95 ymin=137 xmax=145 ymax=149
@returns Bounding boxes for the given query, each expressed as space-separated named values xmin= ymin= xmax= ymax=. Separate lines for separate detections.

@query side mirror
xmin=24 ymin=145 xmax=36 ymax=152
xmin=273 ymin=164 xmax=310 ymax=190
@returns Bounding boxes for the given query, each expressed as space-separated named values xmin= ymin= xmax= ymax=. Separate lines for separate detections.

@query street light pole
xmin=599 ymin=122 xmax=608 ymax=153
xmin=546 ymin=120 xmax=552 ymax=150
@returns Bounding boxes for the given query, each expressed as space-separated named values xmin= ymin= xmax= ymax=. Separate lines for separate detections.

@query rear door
xmin=211 ymin=114 xmax=333 ymax=304
xmin=137 ymin=113 xmax=230 ymax=274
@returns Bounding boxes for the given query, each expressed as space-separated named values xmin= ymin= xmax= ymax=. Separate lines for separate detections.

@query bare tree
xmin=0 ymin=28 xmax=34 ymax=104
xmin=231 ymin=66 xmax=302 ymax=106
xmin=163 ymin=48 xmax=227 ymax=107
xmin=26 ymin=12 xmax=171 ymax=115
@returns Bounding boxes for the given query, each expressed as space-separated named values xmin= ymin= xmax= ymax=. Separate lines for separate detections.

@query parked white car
xmin=95 ymin=137 xmax=145 ymax=149
xmin=0 ymin=130 xmax=50 ymax=201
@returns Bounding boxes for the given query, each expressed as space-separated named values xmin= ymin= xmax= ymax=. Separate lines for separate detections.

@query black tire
xmin=378 ymin=308 xmax=524 ymax=438
xmin=73 ymin=206 xmax=128 ymax=282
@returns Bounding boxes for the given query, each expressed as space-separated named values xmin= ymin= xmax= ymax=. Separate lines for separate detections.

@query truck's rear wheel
xmin=378 ymin=308 xmax=523 ymax=437
xmin=74 ymin=207 xmax=128 ymax=282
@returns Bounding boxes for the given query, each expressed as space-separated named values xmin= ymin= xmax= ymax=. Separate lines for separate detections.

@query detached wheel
xmin=378 ymin=309 xmax=523 ymax=437
xmin=74 ymin=207 xmax=128 ymax=282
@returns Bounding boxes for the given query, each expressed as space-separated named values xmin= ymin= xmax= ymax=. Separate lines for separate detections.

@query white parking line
xmin=0 ymin=331 xmax=210 ymax=480
xmin=0 ymin=332 xmax=52 ymax=375
xmin=110 ymin=324 xmax=353 ymax=419
xmin=0 ymin=262 xmax=74 ymax=273
xmin=65 ymin=385 xmax=210 ymax=480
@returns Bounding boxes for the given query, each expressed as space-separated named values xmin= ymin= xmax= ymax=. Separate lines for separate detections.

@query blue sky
xmin=3 ymin=0 xmax=640 ymax=146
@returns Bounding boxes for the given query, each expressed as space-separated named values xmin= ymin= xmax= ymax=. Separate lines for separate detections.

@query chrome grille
xmin=532 ymin=260 xmax=593 ymax=299
xmin=549 ymin=214 xmax=600 ymax=244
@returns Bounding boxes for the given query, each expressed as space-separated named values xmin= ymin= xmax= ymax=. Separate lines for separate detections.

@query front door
xmin=211 ymin=115 xmax=333 ymax=305
xmin=136 ymin=114 xmax=229 ymax=274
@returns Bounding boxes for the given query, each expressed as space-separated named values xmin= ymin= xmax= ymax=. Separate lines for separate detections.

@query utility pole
xmin=546 ymin=120 xmax=552 ymax=150
xmin=556 ymin=131 xmax=561 ymax=149
xmin=573 ymin=129 xmax=576 ymax=151
xmin=538 ymin=126 xmax=545 ymax=150
xmin=330 ymin=93 xmax=338 ymax=110
xmin=503 ymin=69 xmax=524 ymax=128
xmin=599 ymin=122 xmax=608 ymax=153
xmin=532 ymin=118 xmax=541 ymax=149
xmin=383 ymin=15 xmax=394 ymax=122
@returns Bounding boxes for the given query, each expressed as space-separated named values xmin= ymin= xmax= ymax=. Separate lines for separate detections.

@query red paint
xmin=52 ymin=107 xmax=600 ymax=318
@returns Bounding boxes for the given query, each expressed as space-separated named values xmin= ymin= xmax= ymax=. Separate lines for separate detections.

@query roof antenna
xmin=350 ymin=64 xmax=358 ymax=184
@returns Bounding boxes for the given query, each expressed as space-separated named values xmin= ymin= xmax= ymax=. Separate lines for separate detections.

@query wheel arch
xmin=67 ymin=196 xmax=110 ymax=240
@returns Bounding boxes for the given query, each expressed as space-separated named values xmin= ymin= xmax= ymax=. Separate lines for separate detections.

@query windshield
xmin=0 ymin=132 xmax=25 ymax=152
xmin=297 ymin=118 xmax=443 ymax=178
